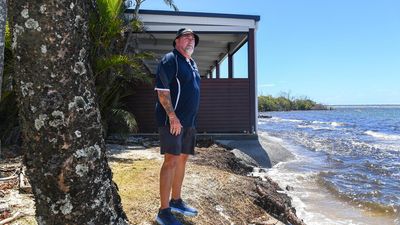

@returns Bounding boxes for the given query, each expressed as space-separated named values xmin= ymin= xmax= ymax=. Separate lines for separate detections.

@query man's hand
xmin=169 ymin=115 xmax=182 ymax=136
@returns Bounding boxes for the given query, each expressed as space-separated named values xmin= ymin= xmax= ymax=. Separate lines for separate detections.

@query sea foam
xmin=365 ymin=130 xmax=400 ymax=141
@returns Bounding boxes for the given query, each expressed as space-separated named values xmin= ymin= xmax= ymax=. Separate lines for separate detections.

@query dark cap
xmin=173 ymin=28 xmax=200 ymax=47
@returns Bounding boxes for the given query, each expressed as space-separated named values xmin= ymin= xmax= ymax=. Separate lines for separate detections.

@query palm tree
xmin=91 ymin=0 xmax=178 ymax=137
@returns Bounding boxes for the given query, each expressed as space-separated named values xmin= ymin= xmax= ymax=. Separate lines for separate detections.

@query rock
xmin=0 ymin=203 xmax=10 ymax=213
xmin=231 ymin=149 xmax=259 ymax=167
xmin=258 ymin=115 xmax=272 ymax=119
xmin=286 ymin=185 xmax=294 ymax=191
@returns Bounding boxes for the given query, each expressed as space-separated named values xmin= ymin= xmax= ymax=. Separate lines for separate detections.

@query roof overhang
xmin=124 ymin=9 xmax=260 ymax=77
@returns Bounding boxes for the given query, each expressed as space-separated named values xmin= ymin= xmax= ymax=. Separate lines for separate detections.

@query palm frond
xmin=2 ymin=22 xmax=14 ymax=92
xmin=111 ymin=108 xmax=138 ymax=133
xmin=5 ymin=22 xmax=11 ymax=49
xmin=89 ymin=0 xmax=178 ymax=136
xmin=95 ymin=53 xmax=153 ymax=79
xmin=130 ymin=18 xmax=144 ymax=32
xmin=163 ymin=0 xmax=179 ymax=11
xmin=91 ymin=0 xmax=125 ymax=49
xmin=96 ymin=55 xmax=131 ymax=74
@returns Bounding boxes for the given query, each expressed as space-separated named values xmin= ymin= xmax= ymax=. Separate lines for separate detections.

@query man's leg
xmin=169 ymin=153 xmax=198 ymax=217
xmin=160 ymin=154 xmax=179 ymax=209
xmin=171 ymin=154 xmax=189 ymax=200
xmin=165 ymin=127 xmax=198 ymax=217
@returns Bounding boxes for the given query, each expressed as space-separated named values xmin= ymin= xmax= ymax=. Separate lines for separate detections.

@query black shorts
xmin=158 ymin=127 xmax=196 ymax=155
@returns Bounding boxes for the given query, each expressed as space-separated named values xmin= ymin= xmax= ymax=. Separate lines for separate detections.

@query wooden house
xmin=124 ymin=9 xmax=260 ymax=137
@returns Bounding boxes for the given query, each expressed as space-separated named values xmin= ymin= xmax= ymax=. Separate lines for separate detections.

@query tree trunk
xmin=0 ymin=0 xmax=7 ymax=157
xmin=0 ymin=0 xmax=6 ymax=99
xmin=12 ymin=1 xmax=128 ymax=224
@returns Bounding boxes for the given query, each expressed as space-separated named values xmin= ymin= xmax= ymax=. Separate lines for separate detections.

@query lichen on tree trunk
xmin=0 ymin=0 xmax=7 ymax=157
xmin=0 ymin=0 xmax=6 ymax=99
xmin=12 ymin=1 xmax=128 ymax=224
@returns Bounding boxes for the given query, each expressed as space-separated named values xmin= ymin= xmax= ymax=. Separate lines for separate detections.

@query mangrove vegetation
xmin=258 ymin=94 xmax=329 ymax=112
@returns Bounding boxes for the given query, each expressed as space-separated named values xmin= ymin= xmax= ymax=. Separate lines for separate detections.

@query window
xmin=219 ymin=56 xmax=228 ymax=78
xmin=233 ymin=43 xmax=248 ymax=78
xmin=211 ymin=67 xmax=216 ymax=78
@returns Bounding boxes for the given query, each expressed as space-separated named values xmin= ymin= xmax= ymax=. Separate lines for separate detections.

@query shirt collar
xmin=173 ymin=49 xmax=192 ymax=61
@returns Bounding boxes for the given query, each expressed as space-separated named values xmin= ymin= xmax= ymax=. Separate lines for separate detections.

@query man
xmin=154 ymin=28 xmax=201 ymax=225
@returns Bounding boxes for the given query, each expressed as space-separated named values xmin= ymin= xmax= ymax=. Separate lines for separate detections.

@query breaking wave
xmin=364 ymin=130 xmax=400 ymax=141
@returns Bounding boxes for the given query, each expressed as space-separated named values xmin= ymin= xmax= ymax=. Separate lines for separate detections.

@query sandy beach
xmin=0 ymin=135 xmax=305 ymax=225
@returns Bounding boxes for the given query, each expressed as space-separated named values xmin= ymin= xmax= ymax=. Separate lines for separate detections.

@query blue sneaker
xmin=169 ymin=199 xmax=198 ymax=217
xmin=156 ymin=208 xmax=183 ymax=225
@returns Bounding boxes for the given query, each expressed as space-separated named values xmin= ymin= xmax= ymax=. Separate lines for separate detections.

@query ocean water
xmin=258 ymin=106 xmax=400 ymax=225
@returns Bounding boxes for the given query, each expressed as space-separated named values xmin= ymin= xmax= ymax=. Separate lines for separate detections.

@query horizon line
xmin=328 ymin=104 xmax=400 ymax=106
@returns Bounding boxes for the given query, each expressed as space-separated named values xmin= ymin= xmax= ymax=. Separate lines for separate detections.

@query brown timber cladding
xmin=125 ymin=78 xmax=251 ymax=133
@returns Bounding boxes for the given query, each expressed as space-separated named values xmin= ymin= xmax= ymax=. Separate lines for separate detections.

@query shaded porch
xmin=124 ymin=10 xmax=260 ymax=134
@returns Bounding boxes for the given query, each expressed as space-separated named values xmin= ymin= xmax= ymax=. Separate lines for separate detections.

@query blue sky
xmin=138 ymin=0 xmax=400 ymax=105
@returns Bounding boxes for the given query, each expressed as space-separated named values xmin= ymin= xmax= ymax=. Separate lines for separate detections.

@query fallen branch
xmin=255 ymin=184 xmax=306 ymax=225
xmin=0 ymin=167 xmax=18 ymax=173
xmin=0 ymin=175 xmax=18 ymax=182
xmin=19 ymin=168 xmax=32 ymax=193
xmin=0 ymin=211 xmax=23 ymax=225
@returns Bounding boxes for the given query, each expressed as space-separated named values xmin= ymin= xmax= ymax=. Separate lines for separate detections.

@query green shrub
xmin=258 ymin=95 xmax=327 ymax=112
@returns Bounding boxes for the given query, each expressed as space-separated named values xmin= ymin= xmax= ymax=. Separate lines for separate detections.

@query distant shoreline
xmin=329 ymin=104 xmax=400 ymax=108
xmin=258 ymin=105 xmax=400 ymax=114
xmin=258 ymin=95 xmax=330 ymax=111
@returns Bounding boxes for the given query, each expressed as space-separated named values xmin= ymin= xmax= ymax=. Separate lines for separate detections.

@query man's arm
xmin=157 ymin=90 xmax=182 ymax=136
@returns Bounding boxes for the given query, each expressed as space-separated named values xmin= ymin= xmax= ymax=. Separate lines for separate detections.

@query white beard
xmin=184 ymin=46 xmax=194 ymax=55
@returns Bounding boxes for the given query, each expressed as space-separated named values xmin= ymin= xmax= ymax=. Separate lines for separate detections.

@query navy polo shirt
xmin=155 ymin=49 xmax=201 ymax=128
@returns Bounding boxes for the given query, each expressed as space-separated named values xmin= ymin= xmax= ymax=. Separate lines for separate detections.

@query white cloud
xmin=259 ymin=83 xmax=275 ymax=87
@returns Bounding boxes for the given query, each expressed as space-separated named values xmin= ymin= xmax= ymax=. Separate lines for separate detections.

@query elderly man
xmin=154 ymin=28 xmax=201 ymax=225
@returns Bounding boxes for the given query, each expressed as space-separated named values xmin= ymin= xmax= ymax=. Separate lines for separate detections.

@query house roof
xmin=124 ymin=9 xmax=260 ymax=76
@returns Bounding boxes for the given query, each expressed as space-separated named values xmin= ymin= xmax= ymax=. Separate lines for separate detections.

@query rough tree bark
xmin=0 ymin=0 xmax=7 ymax=157
xmin=0 ymin=0 xmax=6 ymax=98
xmin=12 ymin=1 xmax=128 ymax=224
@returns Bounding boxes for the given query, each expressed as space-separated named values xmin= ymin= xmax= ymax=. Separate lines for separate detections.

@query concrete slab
xmin=216 ymin=132 xmax=294 ymax=168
